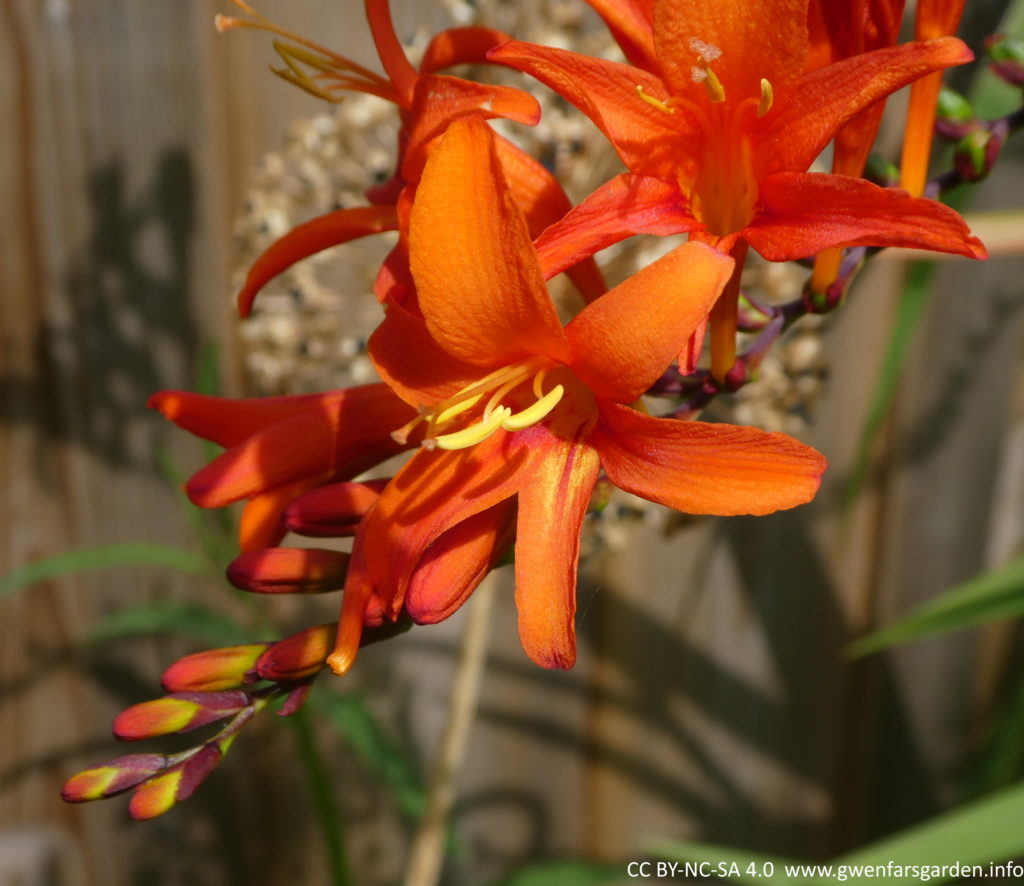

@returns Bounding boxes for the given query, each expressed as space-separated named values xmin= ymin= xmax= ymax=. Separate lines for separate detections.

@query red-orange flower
xmin=219 ymin=0 xmax=604 ymax=316
xmin=492 ymin=0 xmax=986 ymax=375
xmin=326 ymin=117 xmax=828 ymax=675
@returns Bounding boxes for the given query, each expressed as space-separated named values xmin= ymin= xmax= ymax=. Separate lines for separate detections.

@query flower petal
xmin=186 ymin=385 xmax=415 ymax=507
xmin=405 ymin=498 xmax=516 ymax=624
xmin=409 ymin=116 xmax=569 ymax=366
xmin=653 ymin=0 xmax=808 ymax=101
xmin=757 ymin=37 xmax=972 ymax=178
xmin=534 ymin=173 xmax=700 ymax=284
xmin=745 ymin=172 xmax=987 ymax=261
xmin=400 ymin=74 xmax=541 ymax=184
xmin=235 ymin=205 xmax=398 ymax=318
xmin=489 ymin=41 xmax=700 ymax=180
xmin=362 ymin=429 xmax=529 ymax=610
xmin=584 ymin=0 xmax=658 ymax=72
xmin=566 ymin=240 xmax=732 ymax=403
xmin=593 ymin=402 xmax=827 ymax=516
xmin=420 ymin=27 xmax=516 ymax=72
xmin=493 ymin=135 xmax=607 ymax=302
xmin=514 ymin=424 xmax=601 ymax=669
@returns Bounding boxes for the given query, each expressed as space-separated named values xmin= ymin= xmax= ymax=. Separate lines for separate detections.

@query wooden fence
xmin=2 ymin=1 xmax=1022 ymax=884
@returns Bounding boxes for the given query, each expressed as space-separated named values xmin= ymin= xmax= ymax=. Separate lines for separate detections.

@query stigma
xmin=391 ymin=358 xmax=565 ymax=452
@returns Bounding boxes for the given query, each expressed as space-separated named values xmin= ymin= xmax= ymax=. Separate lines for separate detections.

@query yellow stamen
xmin=701 ymin=66 xmax=726 ymax=103
xmin=757 ymin=78 xmax=774 ymax=117
xmin=502 ymin=385 xmax=565 ymax=431
xmin=636 ymin=85 xmax=676 ymax=115
xmin=433 ymin=407 xmax=511 ymax=451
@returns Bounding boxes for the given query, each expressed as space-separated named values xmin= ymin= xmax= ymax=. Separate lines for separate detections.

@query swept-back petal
xmin=757 ymin=37 xmax=972 ymax=178
xmin=514 ymin=423 xmax=601 ymax=669
xmin=593 ymin=402 xmax=826 ymax=516
xmin=362 ymin=429 xmax=529 ymax=609
xmin=409 ymin=116 xmax=568 ymax=366
xmin=149 ymin=389 xmax=358 ymax=448
xmin=534 ymin=173 xmax=700 ymax=284
xmin=653 ymin=0 xmax=808 ymax=101
xmin=235 ymin=205 xmax=397 ymax=317
xmin=400 ymin=74 xmax=541 ymax=184
xmin=566 ymin=240 xmax=732 ymax=403
xmin=405 ymin=498 xmax=516 ymax=624
xmin=745 ymin=172 xmax=987 ymax=261
xmin=186 ymin=385 xmax=415 ymax=507
xmin=420 ymin=27 xmax=515 ymax=72
xmin=489 ymin=41 xmax=701 ymax=180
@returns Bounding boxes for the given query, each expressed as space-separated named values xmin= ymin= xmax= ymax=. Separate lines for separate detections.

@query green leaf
xmin=482 ymin=861 xmax=627 ymax=886
xmin=0 ymin=543 xmax=209 ymax=598
xmin=311 ymin=691 xmax=426 ymax=820
xmin=650 ymin=781 xmax=1024 ymax=884
xmin=85 ymin=601 xmax=249 ymax=646
xmin=848 ymin=554 xmax=1024 ymax=656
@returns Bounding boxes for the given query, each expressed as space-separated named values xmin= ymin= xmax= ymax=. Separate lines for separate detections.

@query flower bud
xmin=284 ymin=479 xmax=389 ymax=537
xmin=954 ymin=127 xmax=1003 ymax=183
xmin=161 ymin=644 xmax=269 ymax=692
xmin=226 ymin=547 xmax=350 ymax=593
xmin=61 ymin=753 xmax=168 ymax=803
xmin=935 ymin=87 xmax=977 ymax=141
xmin=113 ymin=691 xmax=251 ymax=741
xmin=986 ymin=34 xmax=1024 ymax=87
xmin=255 ymin=623 xmax=336 ymax=681
xmin=128 ymin=745 xmax=226 ymax=821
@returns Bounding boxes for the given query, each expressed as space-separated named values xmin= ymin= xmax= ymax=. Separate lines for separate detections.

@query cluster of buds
xmin=64 ymin=0 xmax=1013 ymax=819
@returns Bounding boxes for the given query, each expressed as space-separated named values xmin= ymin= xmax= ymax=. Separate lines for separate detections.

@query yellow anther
xmin=501 ymin=385 xmax=565 ymax=431
xmin=700 ymin=66 xmax=726 ymax=103
xmin=636 ymin=85 xmax=676 ymax=115
xmin=433 ymin=407 xmax=511 ymax=451
xmin=434 ymin=394 xmax=482 ymax=427
xmin=757 ymin=78 xmax=774 ymax=117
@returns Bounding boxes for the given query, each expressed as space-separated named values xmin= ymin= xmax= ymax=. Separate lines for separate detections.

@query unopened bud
xmin=226 ymin=547 xmax=350 ymax=593
xmin=255 ymin=623 xmax=335 ymax=681
xmin=62 ymin=754 xmax=167 ymax=803
xmin=113 ymin=691 xmax=251 ymax=741
xmin=935 ymin=87 xmax=978 ymax=140
xmin=162 ymin=644 xmax=269 ymax=692
xmin=985 ymin=34 xmax=1024 ymax=87
xmin=954 ymin=127 xmax=1003 ymax=183
xmin=284 ymin=479 xmax=388 ymax=537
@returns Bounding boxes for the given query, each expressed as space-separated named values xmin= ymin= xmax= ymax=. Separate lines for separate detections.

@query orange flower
xmin=491 ymin=0 xmax=985 ymax=377
xmin=218 ymin=0 xmax=604 ymax=316
xmin=326 ymin=117 xmax=828 ymax=674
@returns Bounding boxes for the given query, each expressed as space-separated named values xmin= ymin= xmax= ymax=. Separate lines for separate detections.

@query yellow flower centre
xmin=391 ymin=358 xmax=566 ymax=452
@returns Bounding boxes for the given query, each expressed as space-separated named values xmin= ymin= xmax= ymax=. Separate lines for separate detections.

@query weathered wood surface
xmin=2 ymin=1 xmax=1022 ymax=884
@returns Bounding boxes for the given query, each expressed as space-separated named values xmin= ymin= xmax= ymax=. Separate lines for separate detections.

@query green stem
xmin=289 ymin=706 xmax=353 ymax=886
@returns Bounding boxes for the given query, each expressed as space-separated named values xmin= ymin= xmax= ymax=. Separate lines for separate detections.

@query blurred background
xmin=2 ymin=1 xmax=1023 ymax=884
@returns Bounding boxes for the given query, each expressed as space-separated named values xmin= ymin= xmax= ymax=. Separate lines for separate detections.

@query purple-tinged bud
xmin=986 ymin=34 xmax=1024 ymax=87
xmin=954 ymin=126 xmax=1004 ymax=183
xmin=935 ymin=87 xmax=978 ymax=141
xmin=226 ymin=547 xmax=350 ymax=594
xmin=113 ymin=691 xmax=252 ymax=741
xmin=61 ymin=753 xmax=168 ymax=803
xmin=162 ymin=644 xmax=269 ymax=692
xmin=284 ymin=479 xmax=389 ymax=537
xmin=127 ymin=745 xmax=228 ymax=821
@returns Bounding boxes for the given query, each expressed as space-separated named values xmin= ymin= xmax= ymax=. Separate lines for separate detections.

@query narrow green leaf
xmin=85 ymin=601 xmax=249 ymax=646
xmin=834 ymin=781 xmax=1024 ymax=880
xmin=1 ymin=544 xmax=209 ymax=598
xmin=848 ymin=555 xmax=1024 ymax=656
xmin=311 ymin=691 xmax=426 ymax=820
xmin=482 ymin=861 xmax=627 ymax=886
